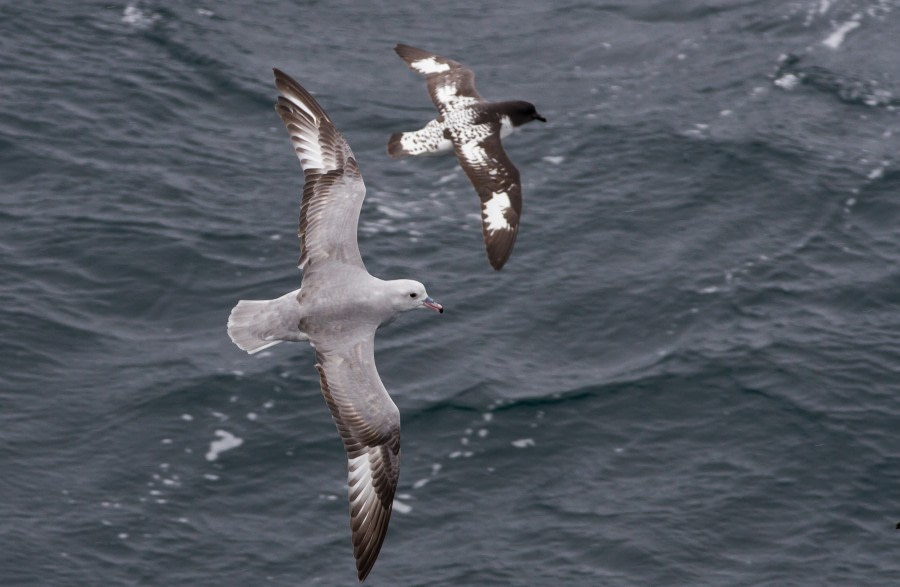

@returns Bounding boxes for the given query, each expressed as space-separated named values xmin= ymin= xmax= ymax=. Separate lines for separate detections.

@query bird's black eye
xmin=409 ymin=293 xmax=417 ymax=298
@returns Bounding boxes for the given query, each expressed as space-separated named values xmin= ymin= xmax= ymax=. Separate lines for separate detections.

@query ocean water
xmin=3 ymin=0 xmax=899 ymax=584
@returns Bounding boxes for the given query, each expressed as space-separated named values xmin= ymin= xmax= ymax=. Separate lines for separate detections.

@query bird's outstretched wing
xmin=452 ymin=128 xmax=522 ymax=270
xmin=273 ymin=69 xmax=366 ymax=272
xmin=394 ymin=44 xmax=483 ymax=114
xmin=314 ymin=334 xmax=401 ymax=582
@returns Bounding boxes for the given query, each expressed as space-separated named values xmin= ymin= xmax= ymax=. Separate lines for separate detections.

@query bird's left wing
xmin=452 ymin=128 xmax=523 ymax=270
xmin=314 ymin=333 xmax=401 ymax=582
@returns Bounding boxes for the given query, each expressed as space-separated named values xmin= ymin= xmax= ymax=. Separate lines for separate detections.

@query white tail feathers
xmin=227 ymin=289 xmax=307 ymax=354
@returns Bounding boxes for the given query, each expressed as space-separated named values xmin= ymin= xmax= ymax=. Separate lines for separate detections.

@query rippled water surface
xmin=3 ymin=1 xmax=899 ymax=584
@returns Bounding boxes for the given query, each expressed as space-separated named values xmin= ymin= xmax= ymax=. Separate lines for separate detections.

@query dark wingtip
xmin=272 ymin=67 xmax=292 ymax=85
xmin=394 ymin=43 xmax=411 ymax=58
xmin=487 ymin=248 xmax=510 ymax=271
xmin=484 ymin=229 xmax=517 ymax=271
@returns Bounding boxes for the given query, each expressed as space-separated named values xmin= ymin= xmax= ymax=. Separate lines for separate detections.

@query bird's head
xmin=388 ymin=279 xmax=443 ymax=314
xmin=507 ymin=100 xmax=546 ymax=126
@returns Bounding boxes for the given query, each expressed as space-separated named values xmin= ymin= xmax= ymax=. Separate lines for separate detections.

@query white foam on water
xmin=823 ymin=15 xmax=861 ymax=49
xmin=867 ymin=165 xmax=885 ymax=180
xmin=511 ymin=438 xmax=535 ymax=448
xmin=542 ymin=155 xmax=564 ymax=165
xmin=205 ymin=430 xmax=244 ymax=461
xmin=393 ymin=499 xmax=413 ymax=514
xmin=122 ymin=4 xmax=160 ymax=29
xmin=436 ymin=172 xmax=458 ymax=185
xmin=375 ymin=204 xmax=410 ymax=219
xmin=775 ymin=73 xmax=800 ymax=90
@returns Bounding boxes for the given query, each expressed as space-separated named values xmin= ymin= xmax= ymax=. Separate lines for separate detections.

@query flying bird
xmin=227 ymin=69 xmax=443 ymax=582
xmin=388 ymin=43 xmax=546 ymax=271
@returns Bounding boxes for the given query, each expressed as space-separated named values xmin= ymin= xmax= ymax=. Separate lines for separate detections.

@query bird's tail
xmin=227 ymin=289 xmax=306 ymax=354
xmin=387 ymin=132 xmax=412 ymax=158
xmin=387 ymin=119 xmax=452 ymax=159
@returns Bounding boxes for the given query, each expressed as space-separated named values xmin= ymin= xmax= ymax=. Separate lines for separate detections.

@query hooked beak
xmin=423 ymin=296 xmax=443 ymax=313
xmin=534 ymin=113 xmax=547 ymax=122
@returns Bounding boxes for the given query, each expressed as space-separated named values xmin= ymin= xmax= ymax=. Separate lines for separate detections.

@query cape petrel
xmin=388 ymin=43 xmax=546 ymax=270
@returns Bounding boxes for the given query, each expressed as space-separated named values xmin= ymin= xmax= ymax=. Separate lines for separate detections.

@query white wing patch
xmin=435 ymin=85 xmax=479 ymax=111
xmin=279 ymin=90 xmax=327 ymax=171
xmin=348 ymin=452 xmax=374 ymax=491
xmin=411 ymin=57 xmax=451 ymax=74
xmin=483 ymin=191 xmax=512 ymax=233
xmin=460 ymin=137 xmax=490 ymax=169
xmin=281 ymin=90 xmax=319 ymax=124
xmin=434 ymin=84 xmax=458 ymax=105
xmin=499 ymin=115 xmax=515 ymax=139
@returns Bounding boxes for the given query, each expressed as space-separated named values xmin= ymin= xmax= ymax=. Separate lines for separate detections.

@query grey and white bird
xmin=227 ymin=69 xmax=443 ymax=582
xmin=388 ymin=43 xmax=546 ymax=271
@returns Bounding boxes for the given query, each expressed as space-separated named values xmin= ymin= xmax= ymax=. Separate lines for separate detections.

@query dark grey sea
xmin=3 ymin=1 xmax=899 ymax=585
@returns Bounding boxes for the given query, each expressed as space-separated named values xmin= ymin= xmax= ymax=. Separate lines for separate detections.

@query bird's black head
xmin=506 ymin=100 xmax=547 ymax=126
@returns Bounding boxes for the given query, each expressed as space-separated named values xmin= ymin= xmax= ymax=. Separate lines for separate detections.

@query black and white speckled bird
xmin=388 ymin=43 xmax=546 ymax=271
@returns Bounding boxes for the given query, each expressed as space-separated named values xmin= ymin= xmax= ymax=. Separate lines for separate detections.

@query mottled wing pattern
xmin=394 ymin=43 xmax=482 ymax=114
xmin=452 ymin=127 xmax=522 ymax=270
xmin=314 ymin=335 xmax=401 ymax=582
xmin=273 ymin=69 xmax=366 ymax=272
